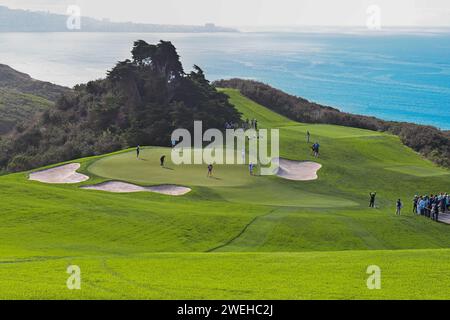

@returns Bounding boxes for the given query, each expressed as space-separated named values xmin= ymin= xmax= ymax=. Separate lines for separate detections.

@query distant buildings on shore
xmin=0 ymin=6 xmax=238 ymax=33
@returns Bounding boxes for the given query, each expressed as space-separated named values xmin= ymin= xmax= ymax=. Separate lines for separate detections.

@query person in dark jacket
xmin=396 ymin=199 xmax=403 ymax=215
xmin=369 ymin=192 xmax=377 ymax=208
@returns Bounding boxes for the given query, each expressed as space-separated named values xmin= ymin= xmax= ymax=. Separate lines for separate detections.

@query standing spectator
xmin=426 ymin=196 xmax=432 ymax=218
xmin=445 ymin=193 xmax=448 ymax=212
xmin=369 ymin=192 xmax=377 ymax=208
xmin=432 ymin=203 xmax=439 ymax=221
xmin=439 ymin=194 xmax=446 ymax=213
xmin=413 ymin=195 xmax=418 ymax=214
xmin=396 ymin=199 xmax=403 ymax=215
xmin=418 ymin=196 xmax=425 ymax=215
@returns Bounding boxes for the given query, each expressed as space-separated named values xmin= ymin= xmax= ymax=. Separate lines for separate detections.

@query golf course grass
xmin=0 ymin=88 xmax=449 ymax=299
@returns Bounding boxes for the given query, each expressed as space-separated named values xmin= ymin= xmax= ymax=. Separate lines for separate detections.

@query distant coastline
xmin=0 ymin=5 xmax=238 ymax=33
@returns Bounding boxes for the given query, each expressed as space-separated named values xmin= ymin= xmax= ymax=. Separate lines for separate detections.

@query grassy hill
xmin=0 ymin=64 xmax=68 ymax=101
xmin=0 ymin=64 xmax=69 ymax=134
xmin=0 ymin=88 xmax=53 ymax=134
xmin=0 ymin=89 xmax=449 ymax=299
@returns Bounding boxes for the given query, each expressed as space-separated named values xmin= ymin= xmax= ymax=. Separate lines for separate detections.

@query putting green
xmin=88 ymin=147 xmax=255 ymax=187
xmin=87 ymin=147 xmax=356 ymax=208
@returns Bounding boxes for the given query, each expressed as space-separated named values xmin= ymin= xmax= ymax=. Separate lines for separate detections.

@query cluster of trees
xmin=0 ymin=40 xmax=241 ymax=172
xmin=214 ymin=79 xmax=450 ymax=168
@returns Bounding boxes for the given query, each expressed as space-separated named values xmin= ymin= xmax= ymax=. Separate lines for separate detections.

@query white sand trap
xmin=81 ymin=181 xmax=191 ymax=196
xmin=274 ymin=158 xmax=322 ymax=181
xmin=29 ymin=163 xmax=89 ymax=184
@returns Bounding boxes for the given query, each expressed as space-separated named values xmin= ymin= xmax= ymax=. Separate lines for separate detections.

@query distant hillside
xmin=0 ymin=64 xmax=69 ymax=134
xmin=0 ymin=64 xmax=69 ymax=100
xmin=214 ymin=78 xmax=450 ymax=168
xmin=0 ymin=89 xmax=52 ymax=134
xmin=0 ymin=6 xmax=237 ymax=33
xmin=0 ymin=40 xmax=241 ymax=172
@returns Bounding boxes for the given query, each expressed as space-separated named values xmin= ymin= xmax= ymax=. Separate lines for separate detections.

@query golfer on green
xmin=249 ymin=163 xmax=255 ymax=175
xmin=207 ymin=164 xmax=213 ymax=177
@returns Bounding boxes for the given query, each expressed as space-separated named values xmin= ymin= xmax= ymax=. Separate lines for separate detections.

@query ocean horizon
xmin=1 ymin=32 xmax=449 ymax=129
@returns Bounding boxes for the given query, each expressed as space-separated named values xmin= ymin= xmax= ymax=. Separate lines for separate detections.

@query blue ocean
xmin=0 ymin=32 xmax=449 ymax=129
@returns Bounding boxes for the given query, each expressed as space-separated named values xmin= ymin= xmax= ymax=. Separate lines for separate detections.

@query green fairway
xmin=2 ymin=249 xmax=450 ymax=300
xmin=0 ymin=88 xmax=449 ymax=299
xmin=385 ymin=165 xmax=450 ymax=177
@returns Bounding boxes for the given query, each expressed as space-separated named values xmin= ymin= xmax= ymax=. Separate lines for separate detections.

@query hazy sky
xmin=2 ymin=0 xmax=450 ymax=27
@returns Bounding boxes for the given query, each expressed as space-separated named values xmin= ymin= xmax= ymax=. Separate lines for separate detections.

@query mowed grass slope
xmin=0 ymin=88 xmax=449 ymax=299
xmin=2 ymin=250 xmax=450 ymax=299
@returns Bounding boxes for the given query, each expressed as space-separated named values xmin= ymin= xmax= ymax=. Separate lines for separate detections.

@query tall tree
xmin=131 ymin=40 xmax=156 ymax=66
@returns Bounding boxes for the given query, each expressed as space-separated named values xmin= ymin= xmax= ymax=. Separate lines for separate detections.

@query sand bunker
xmin=29 ymin=163 xmax=89 ymax=184
xmin=275 ymin=158 xmax=321 ymax=181
xmin=81 ymin=181 xmax=191 ymax=196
